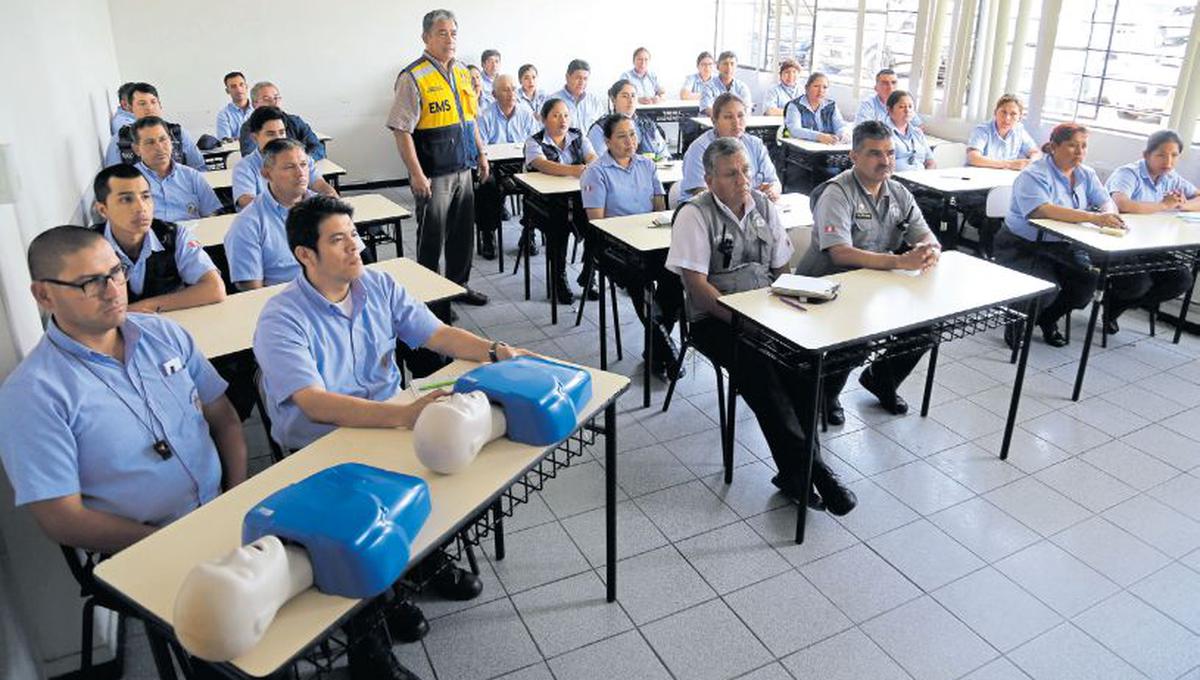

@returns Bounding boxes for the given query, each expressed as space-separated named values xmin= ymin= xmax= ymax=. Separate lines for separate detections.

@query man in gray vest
xmin=666 ymin=137 xmax=856 ymax=515
xmin=795 ymin=120 xmax=941 ymax=426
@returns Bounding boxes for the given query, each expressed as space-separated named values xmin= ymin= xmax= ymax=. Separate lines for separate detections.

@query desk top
xmin=484 ymin=142 xmax=525 ymax=162
xmin=692 ymin=115 xmax=784 ymax=130
xmin=204 ymin=159 xmax=347 ymax=192
xmin=202 ymin=140 xmax=240 ymax=158
xmin=95 ymin=359 xmax=629 ymax=678
xmin=718 ymin=251 xmax=1054 ymax=352
xmin=926 ymin=135 xmax=953 ymax=148
xmin=514 ymin=161 xmax=684 ymax=196
xmin=781 ymin=137 xmax=852 ymax=153
xmin=638 ymin=99 xmax=699 ymax=112
xmin=162 ymin=258 xmax=462 ymax=358
xmin=1031 ymin=212 xmax=1200 ymax=254
xmin=188 ymin=193 xmax=409 ymax=248
xmin=895 ymin=166 xmax=1017 ymax=193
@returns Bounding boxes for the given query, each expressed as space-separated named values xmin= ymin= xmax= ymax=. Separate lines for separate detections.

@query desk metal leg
xmin=523 ymin=224 xmax=532 ymax=300
xmin=604 ymin=402 xmax=618 ymax=603
xmin=795 ymin=354 xmax=824 ymax=544
xmin=146 ymin=626 xmax=180 ymax=680
xmin=1073 ymin=264 xmax=1107 ymax=401
xmin=921 ymin=344 xmax=939 ymax=417
xmin=1002 ymin=298 xmax=1040 ymax=459
xmin=724 ymin=317 xmax=740 ymax=485
xmin=1174 ymin=259 xmax=1200 ymax=344
xmin=492 ymin=499 xmax=506 ymax=561
xmin=396 ymin=218 xmax=405 ymax=258
xmin=549 ymin=230 xmax=559 ymax=325
xmin=643 ymin=279 xmax=654 ymax=408
xmin=598 ymin=267 xmax=609 ymax=370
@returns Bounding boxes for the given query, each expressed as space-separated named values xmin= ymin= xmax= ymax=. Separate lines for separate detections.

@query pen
xmin=418 ymin=378 xmax=457 ymax=392
xmin=776 ymin=295 xmax=808 ymax=312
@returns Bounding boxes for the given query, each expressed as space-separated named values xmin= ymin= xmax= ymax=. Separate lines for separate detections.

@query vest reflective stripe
xmin=117 ymin=121 xmax=188 ymax=167
xmin=405 ymin=57 xmax=479 ymax=177
xmin=90 ymin=220 xmax=183 ymax=302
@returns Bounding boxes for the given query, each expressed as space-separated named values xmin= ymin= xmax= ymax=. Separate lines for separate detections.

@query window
xmin=765 ymin=0 xmax=817 ymax=71
xmin=720 ymin=0 xmax=772 ymax=71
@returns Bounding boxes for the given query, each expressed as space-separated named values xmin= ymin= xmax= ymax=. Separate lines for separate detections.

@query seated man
xmin=761 ymin=59 xmax=802 ymax=115
xmin=480 ymin=49 xmax=501 ymax=98
xmin=106 ymin=82 xmax=206 ymax=169
xmin=698 ymin=51 xmax=753 ymax=116
xmin=224 ymin=138 xmax=316 ymax=290
xmin=551 ymin=59 xmax=607 ymax=133
xmin=237 ymin=81 xmax=327 ymax=160
xmin=794 ymin=120 xmax=941 ymax=425
xmin=129 ymin=116 xmax=223 ymax=223
xmin=216 ymin=70 xmax=253 ymax=141
xmin=90 ymin=164 xmax=225 ymax=313
xmin=110 ymin=81 xmax=137 ymax=134
xmin=233 ymin=106 xmax=338 ymax=210
xmin=855 ymin=69 xmax=925 ymax=130
xmin=475 ymin=74 xmax=539 ymax=259
xmin=666 ymin=137 xmax=855 ymax=513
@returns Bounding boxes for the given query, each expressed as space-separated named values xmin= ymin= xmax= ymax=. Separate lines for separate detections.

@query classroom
xmin=2 ymin=1 xmax=1200 ymax=679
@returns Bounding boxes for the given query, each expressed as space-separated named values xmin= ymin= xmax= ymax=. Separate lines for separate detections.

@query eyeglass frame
xmin=39 ymin=263 xmax=129 ymax=298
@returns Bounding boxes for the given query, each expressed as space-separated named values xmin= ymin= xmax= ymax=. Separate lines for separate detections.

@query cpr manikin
xmin=174 ymin=536 xmax=312 ymax=662
xmin=413 ymin=391 xmax=507 ymax=474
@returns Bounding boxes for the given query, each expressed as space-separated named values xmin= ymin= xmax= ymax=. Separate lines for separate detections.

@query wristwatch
xmin=488 ymin=340 xmax=508 ymax=363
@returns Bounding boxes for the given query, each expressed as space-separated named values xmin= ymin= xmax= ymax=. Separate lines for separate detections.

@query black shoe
xmin=858 ymin=371 xmax=908 ymax=415
xmin=1103 ymin=307 xmax=1121 ymax=335
xmin=554 ymin=277 xmax=575 ymax=304
xmin=385 ymin=600 xmax=429 ymax=643
xmin=457 ymin=289 xmax=489 ymax=306
xmin=582 ymin=284 xmax=600 ymax=300
xmin=347 ymin=626 xmax=422 ymax=680
xmin=430 ymin=564 xmax=483 ymax=601
xmin=1003 ymin=323 xmax=1019 ymax=350
xmin=518 ymin=231 xmax=539 ymax=256
xmin=479 ymin=231 xmax=497 ymax=260
xmin=810 ymin=462 xmax=857 ymax=516
xmin=1039 ymin=322 xmax=1068 ymax=347
xmin=825 ymin=397 xmax=845 ymax=426
xmin=770 ymin=474 xmax=825 ymax=510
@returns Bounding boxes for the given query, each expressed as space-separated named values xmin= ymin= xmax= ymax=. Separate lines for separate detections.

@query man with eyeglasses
xmin=237 ymin=81 xmax=327 ymax=160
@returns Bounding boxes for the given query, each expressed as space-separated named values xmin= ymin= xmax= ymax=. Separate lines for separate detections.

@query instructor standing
xmin=387 ymin=8 xmax=489 ymax=308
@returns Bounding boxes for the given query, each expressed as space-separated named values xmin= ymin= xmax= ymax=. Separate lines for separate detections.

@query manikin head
xmin=413 ymin=391 xmax=507 ymax=474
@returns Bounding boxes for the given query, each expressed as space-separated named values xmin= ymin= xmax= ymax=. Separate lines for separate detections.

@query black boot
xmin=810 ymin=454 xmax=857 ymax=516
xmin=518 ymin=225 xmax=539 ymax=256
xmin=347 ymin=622 xmax=421 ymax=680
xmin=647 ymin=324 xmax=684 ymax=380
xmin=554 ymin=274 xmax=575 ymax=304
xmin=576 ymin=272 xmax=599 ymax=300
xmin=479 ymin=229 xmax=497 ymax=260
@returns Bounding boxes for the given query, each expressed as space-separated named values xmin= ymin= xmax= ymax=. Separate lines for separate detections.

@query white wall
xmin=107 ymin=0 xmax=718 ymax=184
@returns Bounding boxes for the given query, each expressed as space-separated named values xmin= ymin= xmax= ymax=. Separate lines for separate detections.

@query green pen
xmin=417 ymin=378 xmax=458 ymax=392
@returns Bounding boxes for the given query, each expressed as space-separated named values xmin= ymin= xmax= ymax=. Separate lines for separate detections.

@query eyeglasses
xmin=40 ymin=264 xmax=128 ymax=298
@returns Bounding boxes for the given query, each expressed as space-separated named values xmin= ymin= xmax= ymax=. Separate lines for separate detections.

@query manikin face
xmin=413 ymin=391 xmax=506 ymax=475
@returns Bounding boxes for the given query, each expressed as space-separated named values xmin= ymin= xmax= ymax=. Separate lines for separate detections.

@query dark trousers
xmin=1106 ymin=263 xmax=1194 ymax=318
xmin=995 ymin=227 xmax=1098 ymax=327
xmin=822 ymin=340 xmax=929 ymax=403
xmin=627 ymin=273 xmax=683 ymax=361
xmin=416 ymin=168 xmax=475 ymax=286
xmin=474 ymin=174 xmax=503 ymax=235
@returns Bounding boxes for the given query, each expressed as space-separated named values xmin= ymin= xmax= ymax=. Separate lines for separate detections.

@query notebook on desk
xmin=770 ymin=274 xmax=840 ymax=301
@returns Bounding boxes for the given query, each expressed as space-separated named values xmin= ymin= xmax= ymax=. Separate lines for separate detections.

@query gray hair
xmin=493 ymin=74 xmax=515 ymax=93
xmin=702 ymin=137 xmax=748 ymax=177
xmin=250 ymin=81 xmax=277 ymax=103
xmin=262 ymin=137 xmax=306 ymax=166
xmin=422 ymin=9 xmax=457 ymax=35
xmin=852 ymin=120 xmax=892 ymax=151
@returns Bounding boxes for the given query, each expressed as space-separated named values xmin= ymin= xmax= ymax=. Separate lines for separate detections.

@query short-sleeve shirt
xmin=224 ymin=188 xmax=316 ymax=285
xmin=666 ymin=191 xmax=793 ymax=276
xmin=0 ymin=315 xmax=226 ymax=524
xmin=855 ymin=95 xmax=925 ymax=127
xmin=580 ymin=153 xmax=665 ymax=216
xmin=1005 ymin=156 xmax=1112 ymax=241
xmin=795 ymin=169 xmax=934 ymax=277
xmin=102 ymin=221 xmax=217 ymax=296
xmin=216 ymin=101 xmax=253 ymax=140
xmin=621 ymin=69 xmax=664 ymax=99
xmin=762 ymin=83 xmax=801 ymax=112
xmin=682 ymin=73 xmax=715 ymax=96
xmin=699 ymin=78 xmax=753 ymax=114
xmin=1105 ymin=159 xmax=1199 ymax=203
xmin=680 ymin=130 xmax=779 ymax=195
xmin=231 ymin=149 xmax=321 ymax=208
xmin=477 ymin=101 xmax=540 ymax=144
xmin=784 ymin=95 xmax=849 ymax=141
xmin=523 ymin=130 xmax=596 ymax=168
xmin=550 ymin=88 xmax=608 ymax=133
xmin=518 ymin=88 xmax=547 ymax=117
xmin=967 ymin=121 xmax=1037 ymax=161
xmin=252 ymin=267 xmax=442 ymax=450
xmin=135 ymin=162 xmax=222 ymax=223
xmin=888 ymin=122 xmax=934 ymax=171
xmin=111 ymin=108 xmax=136 ymax=135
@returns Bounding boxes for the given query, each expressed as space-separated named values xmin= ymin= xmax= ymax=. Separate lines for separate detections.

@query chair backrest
xmin=667 ymin=181 xmax=683 ymax=210
xmin=986 ymin=185 xmax=1013 ymax=218
xmin=932 ymin=141 xmax=967 ymax=169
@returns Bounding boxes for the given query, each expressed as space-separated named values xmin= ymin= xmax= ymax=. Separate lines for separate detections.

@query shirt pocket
xmin=156 ymin=367 xmax=206 ymax=429
xmin=365 ymin=336 xmax=399 ymax=385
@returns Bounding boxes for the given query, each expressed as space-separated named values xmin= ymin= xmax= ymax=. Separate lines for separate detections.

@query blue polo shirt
xmin=0 ymin=315 xmax=226 ymax=524
xmin=216 ymin=101 xmax=252 ymax=140
xmin=699 ymin=78 xmax=753 ymax=113
xmin=587 ymin=114 xmax=669 ymax=161
xmin=762 ymin=83 xmax=801 ymax=112
xmin=135 ymin=162 xmax=222 ymax=223
xmin=888 ymin=121 xmax=934 ymax=171
xmin=1006 ymin=156 xmax=1111 ymax=241
xmin=1105 ymin=159 xmax=1198 ymax=203
xmin=682 ymin=73 xmax=715 ymax=97
xmin=224 ymin=188 xmax=315 ymax=286
xmin=680 ymin=130 xmax=779 ymax=195
xmin=967 ymin=121 xmax=1038 ymax=161
xmin=550 ymin=88 xmax=607 ymax=133
xmin=231 ymin=149 xmax=321 ymax=208
xmin=580 ymin=153 xmax=665 ymax=216
xmin=111 ymin=108 xmax=136 ymax=135
xmin=253 ymin=267 xmax=442 ymax=450
xmin=785 ymin=95 xmax=849 ymax=141
xmin=523 ymin=130 xmax=596 ymax=168
xmin=106 ymin=125 xmax=207 ymax=170
xmin=518 ymin=88 xmax=547 ymax=117
xmin=854 ymin=95 xmax=925 ymax=127
xmin=477 ymin=101 xmax=540 ymax=144
xmin=102 ymin=221 xmax=217 ymax=296
xmin=621 ymin=69 xmax=664 ymax=99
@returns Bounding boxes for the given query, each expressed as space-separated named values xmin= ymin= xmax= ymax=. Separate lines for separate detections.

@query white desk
xmin=204 ymin=158 xmax=347 ymax=193
xmin=484 ymin=142 xmax=524 ymax=163
xmin=692 ymin=115 xmax=784 ymax=131
xmin=95 ymin=359 xmax=629 ymax=678
xmin=894 ymin=166 xmax=1018 ymax=194
xmin=780 ymin=137 xmax=852 ymax=154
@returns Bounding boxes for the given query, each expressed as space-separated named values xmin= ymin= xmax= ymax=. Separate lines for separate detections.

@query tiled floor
xmin=119 ymin=189 xmax=1200 ymax=679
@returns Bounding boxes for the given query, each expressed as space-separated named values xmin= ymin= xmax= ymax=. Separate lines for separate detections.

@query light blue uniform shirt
xmin=523 ymin=130 xmax=596 ymax=168
xmin=967 ymin=121 xmax=1037 ymax=161
xmin=785 ymin=96 xmax=849 ymax=141
xmin=135 ymin=161 xmax=222 ymax=223
xmin=551 ymin=88 xmax=607 ymax=133
xmin=477 ymin=101 xmax=540 ymax=144
xmin=580 ymin=152 xmax=665 ymax=216
xmin=587 ymin=115 xmax=669 ymax=160
xmin=102 ymin=221 xmax=217 ymax=296
xmin=682 ymin=73 xmax=715 ymax=97
xmin=699 ymin=78 xmax=753 ymax=114
xmin=216 ymin=101 xmax=253 ymax=140
xmin=0 ymin=315 xmax=226 ymax=524
xmin=680 ymin=130 xmax=779 ymax=195
xmin=232 ymin=149 xmax=321 ymax=208
xmin=762 ymin=83 xmax=801 ymax=112
xmin=1006 ymin=156 xmax=1111 ymax=241
xmin=106 ymin=125 xmax=207 ymax=170
xmin=518 ymin=88 xmax=547 ymax=117
xmin=253 ymin=267 xmax=442 ymax=450
xmin=854 ymin=95 xmax=925 ymax=127
xmin=111 ymin=108 xmax=136 ymax=135
xmin=1105 ymin=159 xmax=1198 ymax=203
xmin=224 ymin=189 xmax=316 ymax=286
xmin=888 ymin=121 xmax=934 ymax=171
xmin=621 ymin=69 xmax=664 ymax=99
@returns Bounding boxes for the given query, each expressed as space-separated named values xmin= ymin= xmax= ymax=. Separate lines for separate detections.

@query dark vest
xmin=675 ymin=191 xmax=777 ymax=321
xmin=116 ymin=121 xmax=188 ymax=166
xmin=90 ymin=220 xmax=183 ymax=302
xmin=783 ymin=99 xmax=839 ymax=135
xmin=530 ymin=128 xmax=586 ymax=165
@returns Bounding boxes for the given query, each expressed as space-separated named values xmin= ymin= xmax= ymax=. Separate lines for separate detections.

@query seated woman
xmin=467 ymin=64 xmax=492 ymax=108
xmin=523 ymin=98 xmax=598 ymax=303
xmin=762 ymin=59 xmax=802 ymax=116
xmin=783 ymin=73 xmax=850 ymax=144
xmin=967 ymin=94 xmax=1041 ymax=169
xmin=995 ymin=123 xmax=1125 ymax=347
xmin=1101 ymin=129 xmax=1198 ymax=332
xmin=517 ymin=63 xmax=547 ymax=118
xmin=680 ymin=51 xmax=716 ymax=101
xmin=886 ymin=90 xmax=934 ymax=171
xmin=680 ymin=93 xmax=781 ymax=199
xmin=580 ymin=113 xmax=682 ymax=379
xmin=621 ymin=47 xmax=665 ymax=104
xmin=588 ymin=80 xmax=669 ymax=160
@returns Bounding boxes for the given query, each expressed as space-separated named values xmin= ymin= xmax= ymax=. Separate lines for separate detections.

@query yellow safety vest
xmin=403 ymin=56 xmax=479 ymax=177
